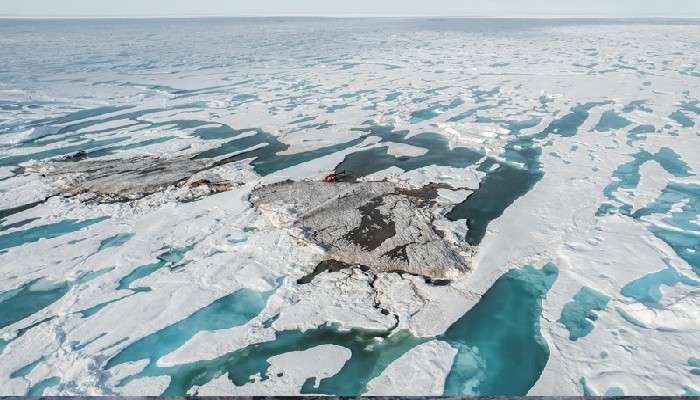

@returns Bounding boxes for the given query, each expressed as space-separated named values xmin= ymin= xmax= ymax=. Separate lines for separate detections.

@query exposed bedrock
xmin=250 ymin=180 xmax=473 ymax=280
xmin=28 ymin=154 xmax=247 ymax=203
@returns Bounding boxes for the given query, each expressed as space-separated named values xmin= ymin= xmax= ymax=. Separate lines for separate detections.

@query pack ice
xmin=0 ymin=17 xmax=699 ymax=396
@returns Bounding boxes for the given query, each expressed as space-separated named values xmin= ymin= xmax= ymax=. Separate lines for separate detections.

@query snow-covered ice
xmin=0 ymin=17 xmax=699 ymax=396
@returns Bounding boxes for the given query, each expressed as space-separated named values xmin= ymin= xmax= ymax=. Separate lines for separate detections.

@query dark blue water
xmin=117 ymin=245 xmax=195 ymax=291
xmin=447 ymin=135 xmax=543 ymax=245
xmin=558 ymin=286 xmax=610 ymax=341
xmin=598 ymin=148 xmax=691 ymax=217
xmin=649 ymin=226 xmax=700 ymax=277
xmin=0 ymin=279 xmax=69 ymax=329
xmin=193 ymin=128 xmax=367 ymax=176
xmin=96 ymin=232 xmax=133 ymax=252
xmin=107 ymin=285 xmax=279 ymax=389
xmin=669 ymin=110 xmax=695 ymax=127
xmin=333 ymin=124 xmax=543 ymax=245
xmin=593 ymin=110 xmax=631 ymax=132
xmin=0 ymin=137 xmax=129 ymax=167
xmin=621 ymin=263 xmax=699 ymax=304
xmin=410 ymin=98 xmax=464 ymax=123
xmin=10 ymin=356 xmax=45 ymax=379
xmin=26 ymin=376 xmax=60 ymax=396
xmin=0 ymin=216 xmax=109 ymax=253
xmin=630 ymin=182 xmax=699 ymax=276
xmin=543 ymin=102 xmax=610 ymax=137
xmin=335 ymin=131 xmax=483 ymax=176
xmin=441 ymin=264 xmax=558 ymax=395
xmin=110 ymin=289 xmax=272 ymax=368
xmin=104 ymin=264 xmax=555 ymax=396
xmin=627 ymin=124 xmax=656 ymax=142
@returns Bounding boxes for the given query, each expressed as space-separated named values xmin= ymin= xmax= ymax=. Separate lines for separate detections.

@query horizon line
xmin=1 ymin=14 xmax=700 ymax=20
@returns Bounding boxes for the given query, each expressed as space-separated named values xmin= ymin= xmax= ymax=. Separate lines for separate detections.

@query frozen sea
xmin=0 ymin=17 xmax=699 ymax=395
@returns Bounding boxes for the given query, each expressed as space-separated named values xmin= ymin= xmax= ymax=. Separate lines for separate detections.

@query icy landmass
xmin=28 ymin=155 xmax=251 ymax=203
xmin=0 ymin=17 xmax=699 ymax=396
xmin=250 ymin=180 xmax=473 ymax=280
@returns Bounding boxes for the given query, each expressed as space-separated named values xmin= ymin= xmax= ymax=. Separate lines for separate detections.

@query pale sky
xmin=2 ymin=0 xmax=700 ymax=18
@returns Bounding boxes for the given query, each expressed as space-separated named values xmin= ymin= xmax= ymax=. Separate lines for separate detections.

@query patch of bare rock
xmin=250 ymin=180 xmax=474 ymax=281
xmin=28 ymin=153 xmax=252 ymax=203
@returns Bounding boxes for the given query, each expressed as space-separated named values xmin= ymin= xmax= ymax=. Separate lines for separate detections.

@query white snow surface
xmin=365 ymin=340 xmax=456 ymax=396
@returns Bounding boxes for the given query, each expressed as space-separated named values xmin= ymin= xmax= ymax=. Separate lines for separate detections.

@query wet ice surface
xmin=0 ymin=17 xmax=700 ymax=395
